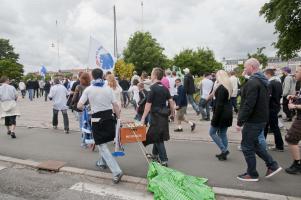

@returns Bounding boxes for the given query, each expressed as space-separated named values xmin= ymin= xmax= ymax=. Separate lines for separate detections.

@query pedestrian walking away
xmin=0 ymin=76 xmax=20 ymax=138
xmin=140 ymin=68 xmax=175 ymax=167
xmin=264 ymin=68 xmax=284 ymax=151
xmin=282 ymin=66 xmax=296 ymax=122
xmin=229 ymin=71 xmax=240 ymax=114
xmin=285 ymin=65 xmax=301 ymax=175
xmin=26 ymin=79 xmax=35 ymax=101
xmin=48 ymin=78 xmax=69 ymax=133
xmin=236 ymin=58 xmax=282 ymax=182
xmin=209 ymin=70 xmax=233 ymax=161
xmin=77 ymin=68 xmax=123 ymax=184
xmin=18 ymin=81 xmax=26 ymax=98
xmin=71 ymin=72 xmax=91 ymax=146
xmin=183 ymin=68 xmax=200 ymax=115
xmin=198 ymin=73 xmax=214 ymax=121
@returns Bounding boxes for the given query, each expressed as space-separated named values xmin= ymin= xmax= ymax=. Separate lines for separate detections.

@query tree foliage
xmin=0 ymin=60 xmax=24 ymax=81
xmin=173 ymin=47 xmax=222 ymax=75
xmin=114 ymin=59 xmax=134 ymax=79
xmin=0 ymin=38 xmax=24 ymax=80
xmin=247 ymin=47 xmax=269 ymax=68
xmin=260 ymin=0 xmax=301 ymax=60
xmin=123 ymin=31 xmax=169 ymax=74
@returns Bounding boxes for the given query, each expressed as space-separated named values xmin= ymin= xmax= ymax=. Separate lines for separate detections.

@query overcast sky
xmin=0 ymin=0 xmax=276 ymax=72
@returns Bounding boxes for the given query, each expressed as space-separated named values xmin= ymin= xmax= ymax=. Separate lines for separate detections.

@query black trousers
xmin=52 ymin=109 xmax=69 ymax=130
xmin=264 ymin=110 xmax=284 ymax=149
xmin=283 ymin=97 xmax=292 ymax=119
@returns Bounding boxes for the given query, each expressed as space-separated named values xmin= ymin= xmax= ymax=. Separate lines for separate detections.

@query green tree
xmin=123 ymin=31 xmax=169 ymax=74
xmin=247 ymin=47 xmax=269 ymax=68
xmin=173 ymin=47 xmax=222 ymax=75
xmin=260 ymin=0 xmax=301 ymax=60
xmin=114 ymin=59 xmax=135 ymax=79
xmin=0 ymin=39 xmax=19 ymax=61
xmin=0 ymin=60 xmax=24 ymax=81
xmin=0 ymin=38 xmax=24 ymax=80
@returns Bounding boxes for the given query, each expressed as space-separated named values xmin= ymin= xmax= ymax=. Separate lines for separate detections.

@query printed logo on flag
xmin=95 ymin=46 xmax=114 ymax=70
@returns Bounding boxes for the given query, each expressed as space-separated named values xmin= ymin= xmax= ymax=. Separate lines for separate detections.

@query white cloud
xmin=0 ymin=0 xmax=276 ymax=73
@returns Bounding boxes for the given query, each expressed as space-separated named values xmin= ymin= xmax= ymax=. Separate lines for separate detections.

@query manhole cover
xmin=37 ymin=160 xmax=66 ymax=172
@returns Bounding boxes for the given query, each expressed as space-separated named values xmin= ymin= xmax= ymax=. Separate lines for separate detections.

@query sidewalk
xmin=11 ymin=97 xmax=292 ymax=144
xmin=0 ymin=125 xmax=300 ymax=198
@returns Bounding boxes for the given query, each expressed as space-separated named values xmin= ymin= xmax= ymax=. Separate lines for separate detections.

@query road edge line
xmin=0 ymin=154 xmax=300 ymax=200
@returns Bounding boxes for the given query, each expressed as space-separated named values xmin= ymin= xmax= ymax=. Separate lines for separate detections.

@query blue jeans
xmin=187 ymin=94 xmax=200 ymax=113
xmin=97 ymin=144 xmax=122 ymax=177
xmin=199 ymin=98 xmax=210 ymax=119
xmin=230 ymin=97 xmax=238 ymax=113
xmin=209 ymin=126 xmax=228 ymax=153
xmin=122 ymin=91 xmax=129 ymax=106
xmin=28 ymin=89 xmax=34 ymax=101
xmin=241 ymin=123 xmax=278 ymax=177
xmin=152 ymin=142 xmax=168 ymax=162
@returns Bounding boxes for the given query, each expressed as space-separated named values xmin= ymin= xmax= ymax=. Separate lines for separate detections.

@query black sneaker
xmin=191 ymin=123 xmax=196 ymax=132
xmin=216 ymin=151 xmax=229 ymax=161
xmin=96 ymin=161 xmax=107 ymax=170
xmin=64 ymin=129 xmax=69 ymax=134
xmin=7 ymin=130 xmax=11 ymax=135
xmin=11 ymin=132 xmax=16 ymax=139
xmin=174 ymin=128 xmax=183 ymax=132
xmin=237 ymin=173 xmax=259 ymax=182
xmin=113 ymin=172 xmax=123 ymax=184
xmin=285 ymin=161 xmax=301 ymax=174
xmin=161 ymin=161 xmax=168 ymax=167
xmin=265 ymin=166 xmax=282 ymax=178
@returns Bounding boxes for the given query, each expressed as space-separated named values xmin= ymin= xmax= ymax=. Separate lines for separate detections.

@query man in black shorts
xmin=285 ymin=65 xmax=301 ymax=174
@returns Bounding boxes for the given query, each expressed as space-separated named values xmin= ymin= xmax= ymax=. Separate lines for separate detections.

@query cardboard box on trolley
xmin=120 ymin=123 xmax=146 ymax=144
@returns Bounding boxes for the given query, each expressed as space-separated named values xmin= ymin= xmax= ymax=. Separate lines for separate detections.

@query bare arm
xmin=112 ymin=102 xmax=121 ymax=118
xmin=141 ymin=102 xmax=151 ymax=122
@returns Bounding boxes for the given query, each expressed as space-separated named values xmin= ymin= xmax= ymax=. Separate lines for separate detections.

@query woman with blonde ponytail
xmin=209 ymin=70 xmax=233 ymax=161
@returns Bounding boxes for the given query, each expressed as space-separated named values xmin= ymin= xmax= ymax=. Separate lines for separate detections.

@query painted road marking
xmin=70 ymin=182 xmax=153 ymax=200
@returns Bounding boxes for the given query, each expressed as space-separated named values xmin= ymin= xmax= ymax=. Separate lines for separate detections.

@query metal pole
xmin=56 ymin=20 xmax=60 ymax=71
xmin=141 ymin=1 xmax=144 ymax=32
xmin=113 ymin=5 xmax=117 ymax=58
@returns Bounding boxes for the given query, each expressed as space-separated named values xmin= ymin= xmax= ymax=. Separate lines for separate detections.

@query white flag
xmin=88 ymin=37 xmax=115 ymax=73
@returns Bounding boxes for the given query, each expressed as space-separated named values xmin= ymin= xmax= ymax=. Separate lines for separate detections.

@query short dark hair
xmin=265 ymin=69 xmax=275 ymax=76
xmin=172 ymin=71 xmax=177 ymax=76
xmin=133 ymin=79 xmax=139 ymax=86
xmin=152 ymin=68 xmax=164 ymax=80
xmin=54 ymin=78 xmax=60 ymax=84
xmin=204 ymin=72 xmax=211 ymax=77
xmin=0 ymin=76 xmax=9 ymax=83
xmin=175 ymin=78 xmax=181 ymax=82
xmin=92 ymin=68 xmax=103 ymax=80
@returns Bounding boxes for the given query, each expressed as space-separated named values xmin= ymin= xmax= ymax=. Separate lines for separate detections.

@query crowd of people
xmin=0 ymin=58 xmax=301 ymax=184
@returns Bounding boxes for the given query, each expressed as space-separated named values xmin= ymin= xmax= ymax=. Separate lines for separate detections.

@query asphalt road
xmin=0 ymin=126 xmax=300 ymax=197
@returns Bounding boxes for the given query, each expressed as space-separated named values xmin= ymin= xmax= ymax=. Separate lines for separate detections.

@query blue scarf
xmin=92 ymin=79 xmax=105 ymax=87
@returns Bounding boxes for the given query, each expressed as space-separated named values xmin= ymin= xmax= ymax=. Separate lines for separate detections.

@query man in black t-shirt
xmin=119 ymin=76 xmax=130 ymax=107
xmin=141 ymin=68 xmax=175 ymax=167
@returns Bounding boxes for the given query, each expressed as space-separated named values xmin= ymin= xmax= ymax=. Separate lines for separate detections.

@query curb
xmin=0 ymin=154 xmax=300 ymax=200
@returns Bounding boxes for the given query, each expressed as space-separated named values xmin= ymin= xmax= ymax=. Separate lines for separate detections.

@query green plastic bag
xmin=147 ymin=162 xmax=215 ymax=200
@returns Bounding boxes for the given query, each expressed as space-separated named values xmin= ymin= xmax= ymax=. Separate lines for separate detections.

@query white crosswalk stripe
xmin=70 ymin=182 xmax=153 ymax=200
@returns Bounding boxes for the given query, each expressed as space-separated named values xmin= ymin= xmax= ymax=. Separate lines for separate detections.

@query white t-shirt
xmin=79 ymin=85 xmax=117 ymax=113
xmin=110 ymin=84 xmax=122 ymax=108
xmin=48 ymin=84 xmax=68 ymax=110
xmin=168 ymin=76 xmax=177 ymax=96
xmin=200 ymin=78 xmax=213 ymax=99
xmin=0 ymin=83 xmax=18 ymax=101
xmin=230 ymin=75 xmax=240 ymax=97
xmin=128 ymin=85 xmax=140 ymax=103
xmin=19 ymin=82 xmax=26 ymax=90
